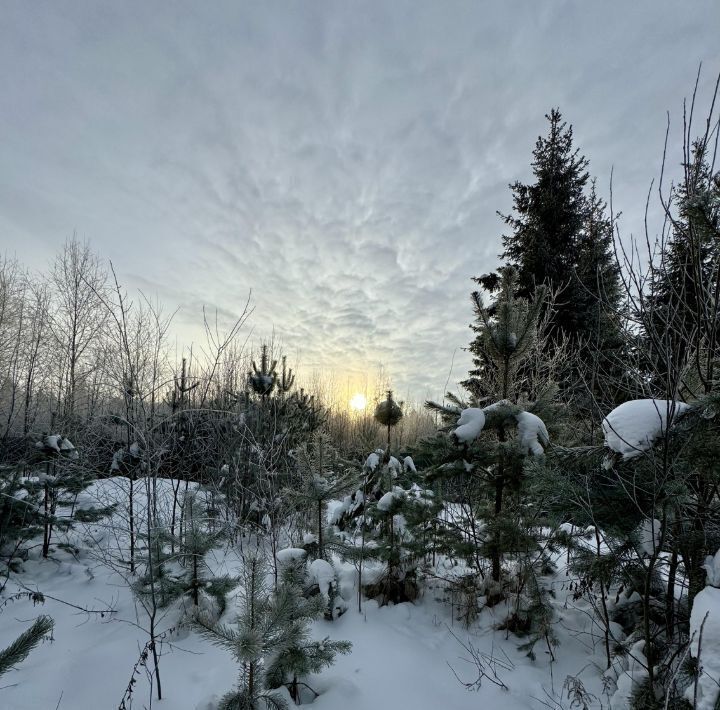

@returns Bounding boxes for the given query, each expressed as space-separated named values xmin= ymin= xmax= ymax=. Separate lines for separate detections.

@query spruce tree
xmin=484 ymin=110 xmax=624 ymax=406
xmin=499 ymin=109 xmax=590 ymax=343
xmin=574 ymin=179 xmax=626 ymax=410
xmin=644 ymin=141 xmax=720 ymax=397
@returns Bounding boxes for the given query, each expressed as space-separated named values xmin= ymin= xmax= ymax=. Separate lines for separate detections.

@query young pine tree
xmin=285 ymin=432 xmax=356 ymax=559
xmin=426 ymin=268 xmax=555 ymax=595
xmin=195 ymin=554 xmax=350 ymax=709
xmin=133 ymin=492 xmax=236 ymax=616
xmin=0 ymin=465 xmax=44 ymax=572
xmin=174 ymin=492 xmax=236 ymax=614
xmin=264 ymin=563 xmax=351 ymax=704
xmin=31 ymin=434 xmax=112 ymax=559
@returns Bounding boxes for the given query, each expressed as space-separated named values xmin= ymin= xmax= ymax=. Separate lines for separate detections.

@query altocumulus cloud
xmin=1 ymin=1 xmax=718 ymax=399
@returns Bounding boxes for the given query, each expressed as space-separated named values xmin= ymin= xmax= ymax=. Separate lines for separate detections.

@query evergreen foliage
xmin=29 ymin=434 xmax=113 ymax=559
xmin=264 ymin=564 xmax=351 ymax=703
xmin=133 ymin=491 xmax=236 ymax=615
xmin=0 ymin=465 xmax=44 ymax=571
xmin=535 ymin=388 xmax=720 ymax=703
xmin=226 ymin=351 xmax=326 ymax=527
xmin=481 ymin=109 xmax=624 ymax=406
xmin=427 ymin=267 xmax=555 ymax=587
xmin=249 ymin=345 xmax=278 ymax=398
xmin=285 ymin=432 xmax=356 ymax=559
xmin=194 ymin=554 xmax=350 ymax=708
xmin=464 ymin=267 xmax=546 ymax=400
xmin=0 ymin=615 xmax=54 ymax=678
xmin=360 ymin=479 xmax=434 ymax=605
xmin=500 ymin=109 xmax=590 ymax=339
xmin=374 ymin=390 xmax=403 ymax=456
xmin=644 ymin=141 xmax=720 ymax=398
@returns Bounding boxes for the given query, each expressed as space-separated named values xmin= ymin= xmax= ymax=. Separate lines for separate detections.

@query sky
xmin=1 ymin=1 xmax=719 ymax=405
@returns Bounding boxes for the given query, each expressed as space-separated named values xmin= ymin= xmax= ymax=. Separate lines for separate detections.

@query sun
xmin=349 ymin=393 xmax=367 ymax=412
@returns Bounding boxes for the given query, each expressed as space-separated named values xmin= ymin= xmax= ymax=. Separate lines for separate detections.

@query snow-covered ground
xmin=0 ymin=477 xmax=611 ymax=709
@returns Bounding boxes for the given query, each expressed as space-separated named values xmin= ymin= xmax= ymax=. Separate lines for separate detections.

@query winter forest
xmin=2 ymin=5 xmax=720 ymax=710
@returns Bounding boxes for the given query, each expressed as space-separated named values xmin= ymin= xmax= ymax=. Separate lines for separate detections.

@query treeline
xmin=0 ymin=242 xmax=435 ymax=467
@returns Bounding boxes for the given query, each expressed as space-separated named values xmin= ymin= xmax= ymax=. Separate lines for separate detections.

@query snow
xmin=610 ymin=640 xmax=649 ymax=710
xmin=636 ymin=518 xmax=661 ymax=556
xmin=59 ymin=437 xmax=76 ymax=453
xmin=403 ymin=455 xmax=416 ymax=473
xmin=34 ymin=435 xmax=78 ymax=458
xmin=0 ymin=476 xmax=619 ymax=710
xmin=687 ymin=585 xmax=720 ymax=710
xmin=276 ymin=547 xmax=307 ymax=564
xmin=376 ymin=491 xmax=396 ymax=512
xmin=453 ymin=407 xmax=486 ymax=443
xmin=364 ymin=451 xmax=380 ymax=471
xmin=602 ymin=399 xmax=690 ymax=459
xmin=308 ymin=559 xmax=335 ymax=600
xmin=514 ymin=411 xmax=549 ymax=455
xmin=38 ymin=434 xmax=61 ymax=452
xmin=328 ymin=493 xmax=363 ymax=526
xmin=376 ymin=487 xmax=407 ymax=512
xmin=704 ymin=548 xmax=720 ymax=587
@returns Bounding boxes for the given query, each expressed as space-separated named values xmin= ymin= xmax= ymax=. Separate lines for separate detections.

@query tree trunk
xmin=317 ymin=500 xmax=323 ymax=558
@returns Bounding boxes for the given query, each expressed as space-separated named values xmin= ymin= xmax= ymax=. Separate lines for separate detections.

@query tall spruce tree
xmin=499 ymin=109 xmax=590 ymax=343
xmin=644 ymin=141 xmax=720 ymax=398
xmin=574 ymin=180 xmax=626 ymax=410
xmin=477 ymin=110 xmax=624 ymax=410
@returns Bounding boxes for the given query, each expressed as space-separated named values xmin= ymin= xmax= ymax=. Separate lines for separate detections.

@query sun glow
xmin=349 ymin=393 xmax=367 ymax=412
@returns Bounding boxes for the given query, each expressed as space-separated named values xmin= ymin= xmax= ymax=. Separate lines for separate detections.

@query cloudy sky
xmin=1 ymin=1 xmax=718 ymax=404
